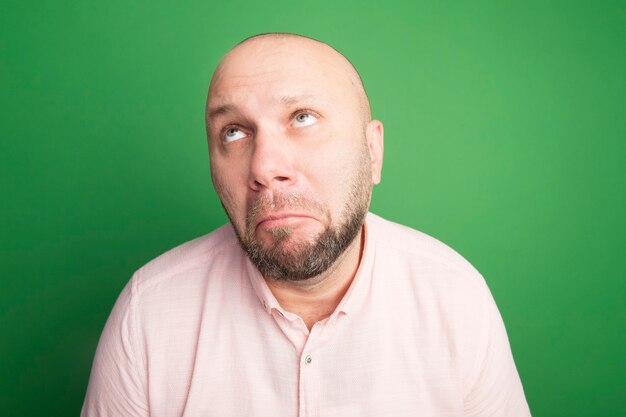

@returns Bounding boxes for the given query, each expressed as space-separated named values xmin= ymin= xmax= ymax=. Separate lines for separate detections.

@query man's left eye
xmin=292 ymin=112 xmax=318 ymax=128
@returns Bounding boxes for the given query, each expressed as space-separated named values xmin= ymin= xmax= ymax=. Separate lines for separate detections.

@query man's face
xmin=206 ymin=36 xmax=383 ymax=281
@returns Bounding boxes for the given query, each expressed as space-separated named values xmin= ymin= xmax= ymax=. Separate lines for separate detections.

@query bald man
xmin=82 ymin=33 xmax=531 ymax=417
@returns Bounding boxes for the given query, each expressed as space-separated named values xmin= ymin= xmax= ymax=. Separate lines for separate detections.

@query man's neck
xmin=264 ymin=229 xmax=364 ymax=331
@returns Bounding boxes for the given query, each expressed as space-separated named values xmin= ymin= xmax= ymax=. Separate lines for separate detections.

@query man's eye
xmin=223 ymin=127 xmax=247 ymax=143
xmin=292 ymin=112 xmax=318 ymax=128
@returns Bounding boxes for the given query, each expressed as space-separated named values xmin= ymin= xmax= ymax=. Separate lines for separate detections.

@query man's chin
xmin=254 ymin=226 xmax=321 ymax=250
xmin=243 ymin=243 xmax=320 ymax=281
xmin=240 ymin=203 xmax=367 ymax=281
xmin=256 ymin=218 xmax=324 ymax=242
xmin=256 ymin=237 xmax=316 ymax=260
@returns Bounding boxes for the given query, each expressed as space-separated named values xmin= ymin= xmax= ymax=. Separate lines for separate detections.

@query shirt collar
xmin=245 ymin=212 xmax=376 ymax=317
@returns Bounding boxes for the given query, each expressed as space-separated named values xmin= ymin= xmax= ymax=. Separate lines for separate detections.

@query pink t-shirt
xmin=82 ymin=212 xmax=530 ymax=416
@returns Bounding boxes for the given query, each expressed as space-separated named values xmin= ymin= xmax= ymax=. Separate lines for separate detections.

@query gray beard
xmin=241 ymin=201 xmax=367 ymax=281
xmin=226 ymin=176 xmax=371 ymax=281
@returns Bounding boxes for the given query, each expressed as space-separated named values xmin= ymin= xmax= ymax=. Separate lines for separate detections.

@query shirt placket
xmin=269 ymin=310 xmax=321 ymax=417
xmin=298 ymin=323 xmax=322 ymax=417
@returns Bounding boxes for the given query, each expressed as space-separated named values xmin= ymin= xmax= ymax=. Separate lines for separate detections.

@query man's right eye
xmin=222 ymin=127 xmax=247 ymax=143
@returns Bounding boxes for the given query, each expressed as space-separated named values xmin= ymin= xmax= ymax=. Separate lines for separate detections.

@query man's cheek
xmin=214 ymin=178 xmax=245 ymax=227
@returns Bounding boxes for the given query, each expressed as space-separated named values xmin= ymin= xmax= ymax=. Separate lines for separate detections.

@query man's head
xmin=206 ymin=33 xmax=383 ymax=281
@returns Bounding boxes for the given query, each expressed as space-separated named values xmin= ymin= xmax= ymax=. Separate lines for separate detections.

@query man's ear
xmin=366 ymin=120 xmax=384 ymax=184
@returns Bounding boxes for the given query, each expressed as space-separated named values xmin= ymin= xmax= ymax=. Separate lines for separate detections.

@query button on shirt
xmin=81 ymin=213 xmax=531 ymax=416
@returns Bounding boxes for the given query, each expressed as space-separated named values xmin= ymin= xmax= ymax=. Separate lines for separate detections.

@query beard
xmin=242 ymin=192 xmax=368 ymax=281
xmin=221 ymin=146 xmax=372 ymax=282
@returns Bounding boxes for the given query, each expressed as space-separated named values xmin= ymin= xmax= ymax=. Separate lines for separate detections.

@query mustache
xmin=245 ymin=192 xmax=326 ymax=231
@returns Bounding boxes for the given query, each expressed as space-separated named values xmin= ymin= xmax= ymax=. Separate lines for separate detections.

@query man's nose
xmin=248 ymin=128 xmax=295 ymax=191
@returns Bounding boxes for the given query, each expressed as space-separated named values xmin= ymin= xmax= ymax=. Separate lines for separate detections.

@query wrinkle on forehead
xmin=207 ymin=34 xmax=371 ymax=124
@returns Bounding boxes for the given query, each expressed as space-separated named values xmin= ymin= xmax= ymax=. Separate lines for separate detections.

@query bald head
xmin=207 ymin=33 xmax=371 ymax=131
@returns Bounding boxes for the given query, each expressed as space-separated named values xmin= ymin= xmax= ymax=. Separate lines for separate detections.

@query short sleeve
xmin=463 ymin=289 xmax=532 ymax=417
xmin=81 ymin=276 xmax=149 ymax=417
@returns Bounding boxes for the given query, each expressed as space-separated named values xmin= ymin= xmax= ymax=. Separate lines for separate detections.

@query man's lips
xmin=255 ymin=213 xmax=315 ymax=229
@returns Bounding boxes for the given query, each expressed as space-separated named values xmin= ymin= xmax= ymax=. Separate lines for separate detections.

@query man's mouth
xmin=255 ymin=212 xmax=315 ymax=230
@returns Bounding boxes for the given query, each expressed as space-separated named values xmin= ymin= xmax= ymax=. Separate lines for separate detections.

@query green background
xmin=1 ymin=0 xmax=624 ymax=415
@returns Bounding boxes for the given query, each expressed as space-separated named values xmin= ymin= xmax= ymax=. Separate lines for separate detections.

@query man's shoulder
xmin=367 ymin=213 xmax=492 ymax=322
xmin=131 ymin=223 xmax=240 ymax=291
xmin=368 ymin=212 xmax=482 ymax=282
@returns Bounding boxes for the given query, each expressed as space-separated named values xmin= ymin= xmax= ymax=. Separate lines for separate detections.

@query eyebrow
xmin=279 ymin=93 xmax=316 ymax=106
xmin=206 ymin=104 xmax=237 ymax=121
xmin=207 ymin=93 xmax=319 ymax=121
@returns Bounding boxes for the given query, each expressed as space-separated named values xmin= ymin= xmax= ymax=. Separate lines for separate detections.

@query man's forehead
xmin=206 ymin=34 xmax=371 ymax=122
xmin=208 ymin=59 xmax=339 ymax=115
